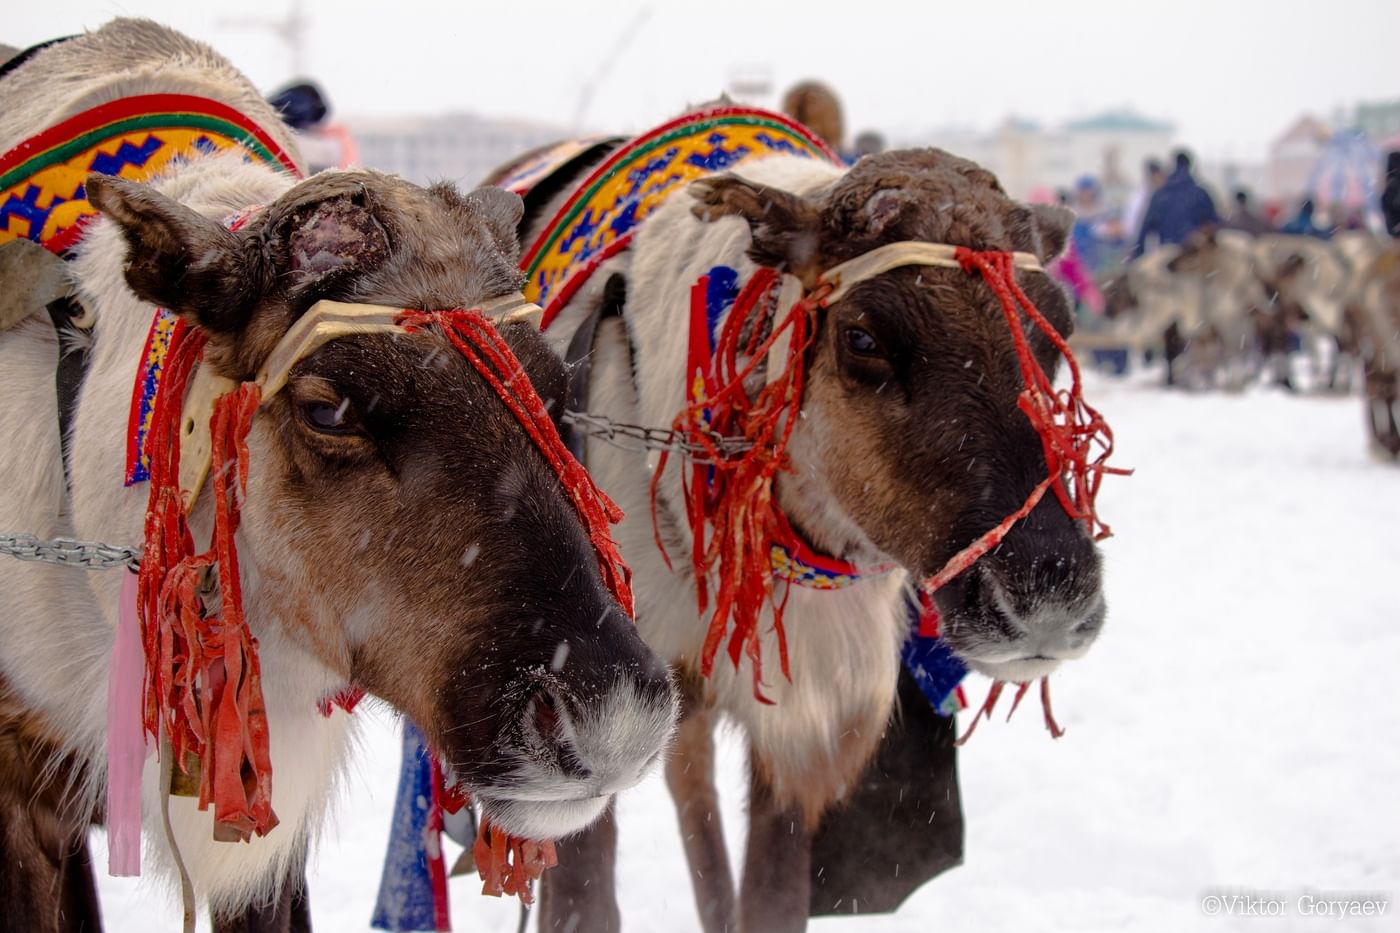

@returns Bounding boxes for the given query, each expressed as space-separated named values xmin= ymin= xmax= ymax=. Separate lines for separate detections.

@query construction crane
xmin=218 ymin=0 xmax=309 ymax=77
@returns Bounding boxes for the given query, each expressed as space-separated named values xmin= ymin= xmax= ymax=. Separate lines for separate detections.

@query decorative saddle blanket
xmin=0 ymin=92 xmax=298 ymax=255
xmin=514 ymin=106 xmax=840 ymax=328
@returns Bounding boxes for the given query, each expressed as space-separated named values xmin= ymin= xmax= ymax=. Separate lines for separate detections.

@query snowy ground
xmin=95 ymin=369 xmax=1400 ymax=932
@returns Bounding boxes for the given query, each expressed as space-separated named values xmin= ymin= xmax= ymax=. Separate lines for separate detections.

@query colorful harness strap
xmin=0 ymin=93 xmax=299 ymax=256
xmin=372 ymin=722 xmax=452 ymax=933
xmin=490 ymin=135 xmax=621 ymax=196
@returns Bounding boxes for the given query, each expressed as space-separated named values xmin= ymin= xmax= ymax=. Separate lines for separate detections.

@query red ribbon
xmin=398 ymin=309 xmax=633 ymax=616
xmin=654 ymin=250 xmax=1129 ymax=712
xmin=652 ymin=269 xmax=822 ymax=703
xmin=138 ymin=323 xmax=275 ymax=841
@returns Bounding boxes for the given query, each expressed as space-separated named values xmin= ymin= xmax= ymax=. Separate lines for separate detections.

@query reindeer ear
xmin=689 ymin=174 xmax=823 ymax=285
xmin=466 ymin=186 xmax=524 ymax=262
xmin=1028 ymin=203 xmax=1074 ymax=263
xmin=280 ymin=194 xmax=390 ymax=288
xmin=86 ymin=174 xmax=265 ymax=333
xmin=858 ymin=188 xmax=913 ymax=240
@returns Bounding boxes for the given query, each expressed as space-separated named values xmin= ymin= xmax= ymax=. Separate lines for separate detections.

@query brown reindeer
xmin=1350 ymin=248 xmax=1400 ymax=458
xmin=0 ymin=20 xmax=677 ymax=932
xmin=498 ymin=125 xmax=1110 ymax=932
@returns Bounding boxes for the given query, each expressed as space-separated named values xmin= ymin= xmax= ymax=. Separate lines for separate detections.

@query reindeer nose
xmin=557 ymin=605 xmax=674 ymax=698
xmin=1007 ymin=588 xmax=1107 ymax=660
xmin=532 ymin=686 xmax=563 ymax=744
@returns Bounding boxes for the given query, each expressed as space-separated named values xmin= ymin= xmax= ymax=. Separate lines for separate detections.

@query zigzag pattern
xmin=87 ymin=134 xmax=164 ymax=177
xmin=0 ymin=184 xmax=48 ymax=239
xmin=0 ymin=134 xmax=165 ymax=244
xmin=522 ymin=109 xmax=837 ymax=320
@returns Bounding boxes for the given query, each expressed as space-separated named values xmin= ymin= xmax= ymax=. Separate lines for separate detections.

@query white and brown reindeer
xmin=0 ymin=20 xmax=676 ymax=932
xmin=492 ymin=112 xmax=1115 ymax=932
xmin=1348 ymin=246 xmax=1400 ymax=458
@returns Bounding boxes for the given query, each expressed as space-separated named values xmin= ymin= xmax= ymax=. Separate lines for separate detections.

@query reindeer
xmin=1330 ymin=231 xmax=1385 ymax=394
xmin=1153 ymin=229 xmax=1265 ymax=391
xmin=1349 ymin=248 xmax=1400 ymax=458
xmin=0 ymin=20 xmax=676 ymax=932
xmin=494 ymin=118 xmax=1112 ymax=932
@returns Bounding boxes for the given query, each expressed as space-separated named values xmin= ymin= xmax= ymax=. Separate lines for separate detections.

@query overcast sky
xmin=9 ymin=0 xmax=1397 ymax=162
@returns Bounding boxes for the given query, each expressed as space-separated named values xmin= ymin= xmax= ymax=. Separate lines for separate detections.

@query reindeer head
xmin=88 ymin=171 xmax=677 ymax=839
xmin=691 ymin=149 xmax=1107 ymax=684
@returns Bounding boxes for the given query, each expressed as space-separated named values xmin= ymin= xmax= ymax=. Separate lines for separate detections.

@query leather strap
xmin=560 ymin=274 xmax=626 ymax=462
xmin=177 ymin=293 xmax=542 ymax=508
xmin=46 ymin=296 xmax=90 ymax=485
xmin=819 ymin=242 xmax=1043 ymax=306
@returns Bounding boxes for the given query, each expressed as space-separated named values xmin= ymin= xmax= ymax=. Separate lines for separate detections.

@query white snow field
xmin=95 ymin=371 xmax=1400 ymax=932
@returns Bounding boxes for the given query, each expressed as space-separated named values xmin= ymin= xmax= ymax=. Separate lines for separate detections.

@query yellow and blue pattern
xmin=125 ymin=310 xmax=181 ymax=485
xmin=770 ymin=542 xmax=865 ymax=589
xmin=0 ymin=92 xmax=297 ymax=255
xmin=523 ymin=106 xmax=839 ymax=327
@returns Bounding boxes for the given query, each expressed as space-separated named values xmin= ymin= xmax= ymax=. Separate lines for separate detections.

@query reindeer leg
xmin=0 ymin=814 xmax=102 ymax=933
xmin=738 ymin=762 xmax=810 ymax=933
xmin=536 ymin=800 xmax=622 ymax=932
xmin=1366 ymin=379 xmax=1400 ymax=457
xmin=0 ymin=697 xmax=102 ymax=933
xmin=210 ymin=855 xmax=311 ymax=933
xmin=1386 ymin=394 xmax=1400 ymax=459
xmin=59 ymin=833 xmax=103 ymax=933
xmin=665 ymin=695 xmax=736 ymax=933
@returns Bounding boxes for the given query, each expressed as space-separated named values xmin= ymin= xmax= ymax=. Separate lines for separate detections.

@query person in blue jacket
xmin=1280 ymin=199 xmax=1334 ymax=240
xmin=1132 ymin=150 xmax=1218 ymax=258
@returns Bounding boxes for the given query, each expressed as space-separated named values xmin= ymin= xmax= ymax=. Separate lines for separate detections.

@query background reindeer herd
xmin=1085 ymin=227 xmax=1400 ymax=458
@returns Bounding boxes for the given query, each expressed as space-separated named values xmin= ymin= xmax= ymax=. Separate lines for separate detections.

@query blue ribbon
xmin=371 ymin=721 xmax=446 ymax=932
xmin=900 ymin=594 xmax=967 ymax=717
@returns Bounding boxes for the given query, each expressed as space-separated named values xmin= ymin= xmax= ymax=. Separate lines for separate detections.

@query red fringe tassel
xmin=138 ymin=322 xmax=276 ymax=841
xmin=926 ymin=248 xmax=1130 ymax=595
xmin=955 ymin=676 xmax=1065 ymax=746
xmin=651 ymin=269 xmax=822 ymax=702
xmin=649 ymin=251 xmax=1128 ymax=721
xmin=472 ymin=816 xmax=559 ymax=904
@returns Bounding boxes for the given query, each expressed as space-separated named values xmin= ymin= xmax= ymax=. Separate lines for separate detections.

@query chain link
xmin=561 ymin=409 xmax=753 ymax=460
xmin=1 ymin=413 xmax=737 ymax=575
xmin=0 ymin=532 xmax=140 ymax=572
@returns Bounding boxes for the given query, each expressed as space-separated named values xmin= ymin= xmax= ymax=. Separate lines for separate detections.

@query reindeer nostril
xmin=533 ymin=689 xmax=562 ymax=741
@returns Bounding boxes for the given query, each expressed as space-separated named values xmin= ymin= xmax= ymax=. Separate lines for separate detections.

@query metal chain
xmin=0 ymin=414 xmax=738 ymax=574
xmin=0 ymin=532 xmax=140 ymax=572
xmin=561 ymin=409 xmax=753 ymax=460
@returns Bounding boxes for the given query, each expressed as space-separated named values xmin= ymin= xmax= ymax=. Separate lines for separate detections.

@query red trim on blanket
xmin=0 ymin=92 xmax=299 ymax=177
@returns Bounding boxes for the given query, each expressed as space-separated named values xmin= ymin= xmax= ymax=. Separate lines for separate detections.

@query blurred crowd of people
xmin=1053 ymin=147 xmax=1400 ymax=319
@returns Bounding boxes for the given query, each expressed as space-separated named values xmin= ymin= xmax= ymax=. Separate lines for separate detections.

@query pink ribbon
xmin=105 ymin=569 xmax=147 ymax=876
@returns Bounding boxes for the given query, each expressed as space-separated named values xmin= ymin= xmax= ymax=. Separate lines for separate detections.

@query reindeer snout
xmin=478 ymin=635 xmax=677 ymax=840
xmin=515 ymin=611 xmax=678 ymax=791
xmin=936 ymin=495 xmax=1107 ymax=681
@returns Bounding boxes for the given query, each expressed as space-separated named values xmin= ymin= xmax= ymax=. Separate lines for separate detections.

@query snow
xmin=94 ymin=371 xmax=1400 ymax=932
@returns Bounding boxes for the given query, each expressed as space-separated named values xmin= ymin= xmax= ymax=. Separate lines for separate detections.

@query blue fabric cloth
xmin=900 ymin=595 xmax=967 ymax=717
xmin=1133 ymin=166 xmax=1219 ymax=256
xmin=371 ymin=721 xmax=443 ymax=932
xmin=1072 ymin=217 xmax=1102 ymax=272
xmin=1091 ymin=347 xmax=1131 ymax=375
xmin=1280 ymin=205 xmax=1333 ymax=240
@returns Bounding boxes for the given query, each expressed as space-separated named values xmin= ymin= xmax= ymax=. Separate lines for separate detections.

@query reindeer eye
xmin=844 ymin=326 xmax=883 ymax=357
xmin=299 ymin=398 xmax=355 ymax=434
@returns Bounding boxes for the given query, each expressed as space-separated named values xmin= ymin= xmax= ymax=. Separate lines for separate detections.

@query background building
xmin=347 ymin=112 xmax=567 ymax=188
xmin=902 ymin=109 xmax=1174 ymax=203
